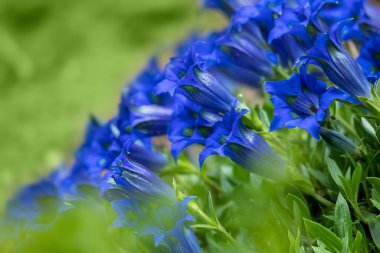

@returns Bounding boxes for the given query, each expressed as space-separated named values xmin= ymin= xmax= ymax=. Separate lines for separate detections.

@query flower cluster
xmin=4 ymin=0 xmax=380 ymax=252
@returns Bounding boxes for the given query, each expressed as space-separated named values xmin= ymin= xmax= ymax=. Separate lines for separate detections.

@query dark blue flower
xmin=6 ymin=179 xmax=60 ymax=223
xmin=268 ymin=0 xmax=336 ymax=46
xmin=318 ymin=0 xmax=363 ymax=26
xmin=62 ymin=117 xmax=167 ymax=197
xmin=129 ymin=104 xmax=173 ymax=137
xmin=357 ymin=35 xmax=380 ymax=83
xmin=265 ymin=70 xmax=357 ymax=139
xmin=111 ymin=197 xmax=201 ymax=253
xmin=155 ymin=33 xmax=220 ymax=96
xmin=119 ymin=58 xmax=174 ymax=137
xmin=215 ymin=20 xmax=276 ymax=86
xmin=231 ymin=1 xmax=305 ymax=65
xmin=157 ymin=65 xmax=240 ymax=114
xmin=360 ymin=1 xmax=380 ymax=36
xmin=322 ymin=0 xmax=380 ymax=41
xmin=200 ymin=109 xmax=285 ymax=178
xmin=168 ymin=95 xmax=218 ymax=161
xmin=120 ymin=57 xmax=168 ymax=109
xmin=101 ymin=141 xmax=174 ymax=202
xmin=297 ymin=19 xmax=372 ymax=98
xmin=202 ymin=0 xmax=255 ymax=16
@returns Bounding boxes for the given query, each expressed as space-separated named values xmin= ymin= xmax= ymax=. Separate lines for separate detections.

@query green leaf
xmin=361 ymin=117 xmax=378 ymax=139
xmin=371 ymin=199 xmax=380 ymax=211
xmin=368 ymin=177 xmax=380 ymax=192
xmin=312 ymin=246 xmax=333 ymax=253
xmin=208 ymin=191 xmax=220 ymax=226
xmin=288 ymin=229 xmax=302 ymax=253
xmin=369 ymin=218 xmax=380 ymax=250
xmin=334 ymin=194 xmax=352 ymax=248
xmin=368 ymin=177 xmax=380 ymax=210
xmin=351 ymin=165 xmax=362 ymax=205
xmin=338 ymin=175 xmax=353 ymax=203
xmin=327 ymin=158 xmax=344 ymax=188
xmin=352 ymin=231 xmax=363 ymax=253
xmin=356 ymin=223 xmax=369 ymax=253
xmin=287 ymin=193 xmax=311 ymax=227
xmin=309 ymin=167 xmax=331 ymax=189
xmin=304 ymin=219 xmax=342 ymax=253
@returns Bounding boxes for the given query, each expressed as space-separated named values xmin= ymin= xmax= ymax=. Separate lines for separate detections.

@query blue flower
xmin=129 ymin=104 xmax=173 ymax=137
xmin=309 ymin=0 xmax=380 ymax=42
xmin=202 ymin=0 xmax=254 ymax=16
xmin=360 ymin=1 xmax=380 ymax=37
xmin=168 ymin=95 xmax=219 ymax=161
xmin=268 ymin=1 xmax=335 ymax=46
xmin=155 ymin=33 xmax=220 ymax=96
xmin=318 ymin=0 xmax=363 ymax=26
xmin=101 ymin=141 xmax=174 ymax=202
xmin=231 ymin=1 xmax=305 ymax=65
xmin=357 ymin=35 xmax=380 ymax=83
xmin=6 ymin=179 xmax=60 ymax=223
xmin=200 ymin=109 xmax=285 ymax=178
xmin=111 ymin=197 xmax=201 ymax=253
xmin=120 ymin=57 xmax=168 ymax=109
xmin=101 ymin=139 xmax=201 ymax=253
xmin=215 ymin=19 xmax=276 ymax=86
xmin=63 ymin=117 xmax=167 ymax=197
xmin=158 ymin=65 xmax=240 ymax=114
xmin=119 ymin=58 xmax=174 ymax=137
xmin=297 ymin=19 xmax=372 ymax=98
xmin=265 ymin=70 xmax=357 ymax=139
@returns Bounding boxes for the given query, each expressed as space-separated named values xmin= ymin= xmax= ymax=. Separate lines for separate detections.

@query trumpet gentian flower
xmin=111 ymin=197 xmax=201 ymax=253
xmin=168 ymin=96 xmax=218 ymax=161
xmin=158 ymin=65 xmax=240 ymax=114
xmin=202 ymin=0 xmax=256 ymax=16
xmin=101 ymin=142 xmax=174 ymax=202
xmin=101 ymin=140 xmax=201 ymax=253
xmin=200 ymin=109 xmax=284 ymax=178
xmin=129 ymin=104 xmax=173 ymax=136
xmin=268 ymin=0 xmax=336 ymax=46
xmin=265 ymin=70 xmax=357 ymax=139
xmin=155 ymin=34 xmax=219 ymax=96
xmin=120 ymin=58 xmax=173 ymax=136
xmin=215 ymin=20 xmax=276 ymax=86
xmin=6 ymin=179 xmax=60 ymax=223
xmin=297 ymin=20 xmax=371 ymax=98
xmin=357 ymin=35 xmax=380 ymax=83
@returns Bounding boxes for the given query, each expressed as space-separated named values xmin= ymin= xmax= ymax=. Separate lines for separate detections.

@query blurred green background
xmin=0 ymin=0 xmax=225 ymax=211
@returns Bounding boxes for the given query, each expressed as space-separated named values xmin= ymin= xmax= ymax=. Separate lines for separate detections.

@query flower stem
xmin=176 ymin=191 xmax=237 ymax=245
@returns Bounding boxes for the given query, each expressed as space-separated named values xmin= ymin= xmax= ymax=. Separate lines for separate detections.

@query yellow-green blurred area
xmin=0 ymin=0 xmax=225 ymax=211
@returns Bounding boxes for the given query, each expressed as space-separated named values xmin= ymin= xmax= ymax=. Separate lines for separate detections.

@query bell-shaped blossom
xmin=297 ymin=20 xmax=371 ymax=98
xmin=265 ymin=70 xmax=357 ymax=139
xmin=6 ymin=179 xmax=60 ymax=224
xmin=215 ymin=19 xmax=276 ymax=86
xmin=202 ymin=0 xmax=256 ymax=16
xmin=62 ymin=117 xmax=167 ymax=196
xmin=111 ymin=197 xmax=201 ymax=253
xmin=155 ymin=33 xmax=220 ymax=96
xmin=101 ymin=141 xmax=174 ymax=202
xmin=158 ymin=65 xmax=240 ymax=114
xmin=268 ymin=0 xmax=336 ymax=46
xmin=200 ymin=109 xmax=284 ymax=178
xmin=357 ymin=35 xmax=380 ymax=83
xmin=101 ymin=140 xmax=201 ymax=253
xmin=168 ymin=95 xmax=219 ymax=161
xmin=119 ymin=58 xmax=173 ymax=137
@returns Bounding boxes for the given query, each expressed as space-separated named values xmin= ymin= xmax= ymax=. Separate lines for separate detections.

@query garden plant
xmin=2 ymin=0 xmax=380 ymax=252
